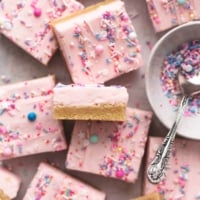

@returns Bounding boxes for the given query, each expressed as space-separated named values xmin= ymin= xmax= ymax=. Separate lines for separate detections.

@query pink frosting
xmin=53 ymin=84 xmax=129 ymax=106
xmin=146 ymin=0 xmax=197 ymax=32
xmin=0 ymin=76 xmax=67 ymax=160
xmin=194 ymin=1 xmax=200 ymax=19
xmin=144 ymin=137 xmax=200 ymax=199
xmin=23 ymin=162 xmax=106 ymax=200
xmin=66 ymin=107 xmax=152 ymax=183
xmin=0 ymin=167 xmax=21 ymax=199
xmin=0 ymin=0 xmax=83 ymax=64
xmin=53 ymin=0 xmax=143 ymax=83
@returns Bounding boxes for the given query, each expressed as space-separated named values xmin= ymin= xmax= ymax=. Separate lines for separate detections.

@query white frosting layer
xmin=53 ymin=84 xmax=129 ymax=106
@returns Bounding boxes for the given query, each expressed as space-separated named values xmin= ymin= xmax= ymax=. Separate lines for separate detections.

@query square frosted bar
xmin=66 ymin=107 xmax=152 ymax=183
xmin=52 ymin=0 xmax=143 ymax=83
xmin=23 ymin=163 xmax=106 ymax=200
xmin=0 ymin=76 xmax=67 ymax=160
xmin=144 ymin=137 xmax=200 ymax=199
xmin=0 ymin=0 xmax=83 ymax=64
xmin=145 ymin=0 xmax=198 ymax=32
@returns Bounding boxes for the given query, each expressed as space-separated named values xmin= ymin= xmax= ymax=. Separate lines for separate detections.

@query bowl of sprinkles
xmin=146 ymin=21 xmax=200 ymax=140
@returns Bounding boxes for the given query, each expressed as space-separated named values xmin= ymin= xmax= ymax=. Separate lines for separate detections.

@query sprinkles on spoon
xmin=160 ymin=40 xmax=200 ymax=116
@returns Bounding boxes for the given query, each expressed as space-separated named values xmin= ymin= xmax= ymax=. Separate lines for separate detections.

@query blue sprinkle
xmin=0 ymin=108 xmax=6 ymax=115
xmin=189 ymin=106 xmax=198 ymax=114
xmin=27 ymin=112 xmax=37 ymax=122
xmin=89 ymin=134 xmax=99 ymax=144
xmin=95 ymin=33 xmax=102 ymax=41
xmin=167 ymin=56 xmax=176 ymax=64
xmin=197 ymin=99 xmax=200 ymax=106
xmin=106 ymin=58 xmax=111 ymax=64
xmin=130 ymin=52 xmax=136 ymax=57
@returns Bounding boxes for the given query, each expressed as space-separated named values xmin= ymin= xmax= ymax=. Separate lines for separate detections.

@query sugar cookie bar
xmin=0 ymin=0 xmax=83 ymax=64
xmin=0 ymin=76 xmax=67 ymax=160
xmin=144 ymin=137 xmax=200 ymax=199
xmin=66 ymin=107 xmax=152 ymax=183
xmin=146 ymin=0 xmax=197 ymax=32
xmin=52 ymin=0 xmax=143 ymax=83
xmin=145 ymin=0 xmax=178 ymax=32
xmin=23 ymin=162 xmax=106 ymax=200
xmin=53 ymin=84 xmax=129 ymax=121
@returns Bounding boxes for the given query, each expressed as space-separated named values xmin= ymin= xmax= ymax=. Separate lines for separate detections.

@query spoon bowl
xmin=178 ymin=73 xmax=200 ymax=96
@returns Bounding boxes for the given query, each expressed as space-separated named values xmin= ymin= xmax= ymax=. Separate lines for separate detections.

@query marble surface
xmin=0 ymin=0 xmax=169 ymax=199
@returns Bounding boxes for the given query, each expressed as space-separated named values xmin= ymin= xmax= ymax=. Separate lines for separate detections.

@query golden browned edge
xmin=53 ymin=104 xmax=126 ymax=121
xmin=131 ymin=192 xmax=163 ymax=200
xmin=0 ymin=189 xmax=10 ymax=200
xmin=51 ymin=0 xmax=118 ymax=27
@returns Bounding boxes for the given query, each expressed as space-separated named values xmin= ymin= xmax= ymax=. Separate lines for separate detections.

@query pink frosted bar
xmin=0 ymin=0 xmax=83 ymax=65
xmin=53 ymin=83 xmax=129 ymax=121
xmin=145 ymin=0 xmax=197 ymax=32
xmin=0 ymin=166 xmax=21 ymax=199
xmin=0 ymin=76 xmax=67 ymax=160
xmin=144 ymin=137 xmax=200 ymax=199
xmin=66 ymin=107 xmax=152 ymax=183
xmin=23 ymin=162 xmax=106 ymax=200
xmin=145 ymin=0 xmax=178 ymax=32
xmin=53 ymin=0 xmax=143 ymax=84
xmin=174 ymin=0 xmax=196 ymax=24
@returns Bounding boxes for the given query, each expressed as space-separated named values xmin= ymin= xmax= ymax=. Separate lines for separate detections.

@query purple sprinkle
xmin=160 ymin=40 xmax=200 ymax=116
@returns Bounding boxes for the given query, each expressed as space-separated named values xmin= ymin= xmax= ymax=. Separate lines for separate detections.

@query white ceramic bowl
xmin=145 ymin=21 xmax=200 ymax=140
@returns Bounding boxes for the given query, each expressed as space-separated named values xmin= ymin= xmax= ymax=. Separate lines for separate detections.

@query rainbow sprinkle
xmin=160 ymin=40 xmax=200 ymax=116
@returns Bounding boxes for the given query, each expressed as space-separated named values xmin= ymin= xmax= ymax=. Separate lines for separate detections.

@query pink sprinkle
xmin=34 ymin=7 xmax=42 ymax=17
xmin=3 ymin=147 xmax=13 ymax=156
xmin=115 ymin=169 xmax=124 ymax=178
xmin=48 ymin=127 xmax=57 ymax=133
xmin=178 ymin=179 xmax=186 ymax=187
xmin=70 ymin=42 xmax=75 ymax=48
xmin=95 ymin=44 xmax=104 ymax=56
xmin=35 ymin=123 xmax=42 ymax=130
xmin=0 ymin=126 xmax=7 ymax=134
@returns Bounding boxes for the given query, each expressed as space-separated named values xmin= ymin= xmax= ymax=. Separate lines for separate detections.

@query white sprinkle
xmin=83 ymin=139 xmax=89 ymax=147
xmin=181 ymin=63 xmax=193 ymax=72
xmin=98 ymin=69 xmax=109 ymax=76
xmin=2 ymin=20 xmax=13 ymax=31
xmin=128 ymin=31 xmax=137 ymax=40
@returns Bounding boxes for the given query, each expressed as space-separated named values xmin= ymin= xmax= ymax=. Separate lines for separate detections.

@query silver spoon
xmin=147 ymin=72 xmax=200 ymax=184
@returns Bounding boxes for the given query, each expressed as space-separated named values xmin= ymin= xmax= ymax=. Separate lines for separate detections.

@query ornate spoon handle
xmin=147 ymin=95 xmax=189 ymax=184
